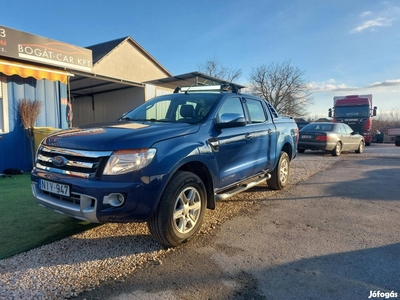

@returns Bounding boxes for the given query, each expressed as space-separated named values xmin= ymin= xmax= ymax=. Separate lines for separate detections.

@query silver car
xmin=298 ymin=122 xmax=364 ymax=156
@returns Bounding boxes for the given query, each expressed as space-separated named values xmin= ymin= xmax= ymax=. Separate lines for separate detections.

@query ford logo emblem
xmin=51 ymin=156 xmax=68 ymax=167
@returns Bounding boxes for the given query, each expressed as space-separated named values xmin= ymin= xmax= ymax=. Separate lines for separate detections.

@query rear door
xmin=244 ymin=97 xmax=277 ymax=173
xmin=343 ymin=124 xmax=361 ymax=150
xmin=337 ymin=123 xmax=351 ymax=151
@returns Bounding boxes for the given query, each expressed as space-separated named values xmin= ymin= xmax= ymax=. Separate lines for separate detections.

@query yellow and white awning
xmin=0 ymin=59 xmax=73 ymax=84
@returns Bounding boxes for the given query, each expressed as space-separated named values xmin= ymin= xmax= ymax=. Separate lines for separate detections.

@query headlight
xmin=103 ymin=148 xmax=156 ymax=175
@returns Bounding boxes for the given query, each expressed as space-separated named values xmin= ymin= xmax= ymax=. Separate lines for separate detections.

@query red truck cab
xmin=329 ymin=95 xmax=377 ymax=146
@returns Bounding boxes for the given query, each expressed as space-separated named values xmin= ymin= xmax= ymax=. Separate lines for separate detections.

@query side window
xmin=337 ymin=124 xmax=348 ymax=134
xmin=337 ymin=124 xmax=344 ymax=134
xmin=343 ymin=124 xmax=353 ymax=134
xmin=0 ymin=76 xmax=9 ymax=134
xmin=246 ymin=99 xmax=267 ymax=123
xmin=217 ymin=97 xmax=244 ymax=120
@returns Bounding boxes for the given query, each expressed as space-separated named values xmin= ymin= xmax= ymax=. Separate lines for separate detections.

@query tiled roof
xmin=86 ymin=37 xmax=128 ymax=64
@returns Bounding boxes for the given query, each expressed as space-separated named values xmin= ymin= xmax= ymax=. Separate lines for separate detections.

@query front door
xmin=213 ymin=97 xmax=255 ymax=188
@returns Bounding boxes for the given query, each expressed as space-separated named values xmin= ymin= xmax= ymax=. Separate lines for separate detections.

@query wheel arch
xmin=176 ymin=161 xmax=216 ymax=210
xmin=281 ymin=141 xmax=295 ymax=161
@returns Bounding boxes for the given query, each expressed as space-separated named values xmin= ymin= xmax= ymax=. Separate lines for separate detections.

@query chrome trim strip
xmin=40 ymin=145 xmax=112 ymax=158
xmin=37 ymin=154 xmax=98 ymax=169
xmin=35 ymin=162 xmax=95 ymax=178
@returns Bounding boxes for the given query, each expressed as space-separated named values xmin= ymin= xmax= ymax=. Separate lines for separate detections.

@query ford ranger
xmin=31 ymin=84 xmax=298 ymax=247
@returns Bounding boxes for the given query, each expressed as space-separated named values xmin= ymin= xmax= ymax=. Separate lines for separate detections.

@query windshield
xmin=121 ymin=93 xmax=220 ymax=124
xmin=334 ymin=105 xmax=370 ymax=117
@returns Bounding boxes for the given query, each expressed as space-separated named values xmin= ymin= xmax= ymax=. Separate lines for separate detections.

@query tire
xmin=365 ymin=142 xmax=371 ymax=146
xmin=267 ymin=151 xmax=290 ymax=190
xmin=147 ymin=171 xmax=206 ymax=247
xmin=298 ymin=148 xmax=305 ymax=153
xmin=395 ymin=141 xmax=400 ymax=147
xmin=355 ymin=141 xmax=364 ymax=153
xmin=331 ymin=142 xmax=342 ymax=156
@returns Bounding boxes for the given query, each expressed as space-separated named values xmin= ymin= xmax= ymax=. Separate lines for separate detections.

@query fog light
xmin=31 ymin=183 xmax=37 ymax=197
xmin=103 ymin=193 xmax=125 ymax=207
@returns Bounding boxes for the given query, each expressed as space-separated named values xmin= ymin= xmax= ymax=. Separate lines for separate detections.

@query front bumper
xmin=31 ymin=171 xmax=164 ymax=223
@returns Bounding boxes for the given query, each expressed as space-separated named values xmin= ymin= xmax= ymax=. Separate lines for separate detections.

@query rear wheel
xmin=147 ymin=171 xmax=206 ymax=247
xmin=298 ymin=148 xmax=305 ymax=153
xmin=355 ymin=141 xmax=364 ymax=153
xmin=331 ymin=142 xmax=342 ymax=156
xmin=267 ymin=151 xmax=290 ymax=190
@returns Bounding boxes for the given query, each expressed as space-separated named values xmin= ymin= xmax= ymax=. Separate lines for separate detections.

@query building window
xmin=0 ymin=76 xmax=9 ymax=134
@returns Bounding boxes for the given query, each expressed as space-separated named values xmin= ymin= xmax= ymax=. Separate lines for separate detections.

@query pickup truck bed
xmin=31 ymin=84 xmax=298 ymax=246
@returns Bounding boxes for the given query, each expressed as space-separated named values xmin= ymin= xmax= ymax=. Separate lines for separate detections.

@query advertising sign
xmin=0 ymin=25 xmax=92 ymax=72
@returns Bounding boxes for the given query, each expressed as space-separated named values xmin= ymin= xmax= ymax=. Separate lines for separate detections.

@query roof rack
xmin=173 ymin=83 xmax=240 ymax=94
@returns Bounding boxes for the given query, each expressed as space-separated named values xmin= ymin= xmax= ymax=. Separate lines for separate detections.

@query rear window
xmin=301 ymin=124 xmax=334 ymax=132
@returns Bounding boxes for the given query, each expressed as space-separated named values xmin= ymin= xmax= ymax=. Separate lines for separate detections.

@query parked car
xmin=298 ymin=122 xmax=364 ymax=156
xmin=31 ymin=84 xmax=298 ymax=247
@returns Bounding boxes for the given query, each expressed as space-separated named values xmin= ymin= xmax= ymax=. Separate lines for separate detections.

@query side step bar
xmin=215 ymin=173 xmax=271 ymax=201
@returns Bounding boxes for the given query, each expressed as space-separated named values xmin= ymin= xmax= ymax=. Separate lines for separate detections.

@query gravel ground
xmin=1 ymin=145 xmax=395 ymax=299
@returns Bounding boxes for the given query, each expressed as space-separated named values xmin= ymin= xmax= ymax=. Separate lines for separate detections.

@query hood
xmin=43 ymin=121 xmax=200 ymax=151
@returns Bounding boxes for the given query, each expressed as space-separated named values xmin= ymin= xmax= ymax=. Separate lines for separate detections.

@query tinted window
xmin=246 ymin=99 xmax=267 ymax=123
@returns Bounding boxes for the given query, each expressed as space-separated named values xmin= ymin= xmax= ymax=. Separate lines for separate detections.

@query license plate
xmin=301 ymin=135 xmax=312 ymax=139
xmin=39 ymin=179 xmax=70 ymax=197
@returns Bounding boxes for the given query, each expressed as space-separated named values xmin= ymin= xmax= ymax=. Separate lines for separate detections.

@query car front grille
xmin=35 ymin=145 xmax=112 ymax=178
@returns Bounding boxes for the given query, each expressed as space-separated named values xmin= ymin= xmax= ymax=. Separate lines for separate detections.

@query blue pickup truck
xmin=31 ymin=84 xmax=298 ymax=247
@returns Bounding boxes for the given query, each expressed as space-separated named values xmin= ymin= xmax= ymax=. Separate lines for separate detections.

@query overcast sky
xmin=2 ymin=0 xmax=399 ymax=118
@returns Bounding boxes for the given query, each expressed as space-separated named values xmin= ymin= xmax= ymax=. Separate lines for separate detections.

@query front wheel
xmin=147 ymin=171 xmax=206 ymax=247
xmin=355 ymin=141 xmax=364 ymax=153
xmin=267 ymin=151 xmax=290 ymax=190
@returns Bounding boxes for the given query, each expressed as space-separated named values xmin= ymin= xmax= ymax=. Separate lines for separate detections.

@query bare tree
xmin=197 ymin=54 xmax=242 ymax=82
xmin=249 ymin=61 xmax=313 ymax=117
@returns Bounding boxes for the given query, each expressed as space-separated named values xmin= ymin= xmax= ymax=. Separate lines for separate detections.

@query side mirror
xmin=373 ymin=106 xmax=377 ymax=117
xmin=215 ymin=113 xmax=246 ymax=129
xmin=328 ymin=108 xmax=332 ymax=118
